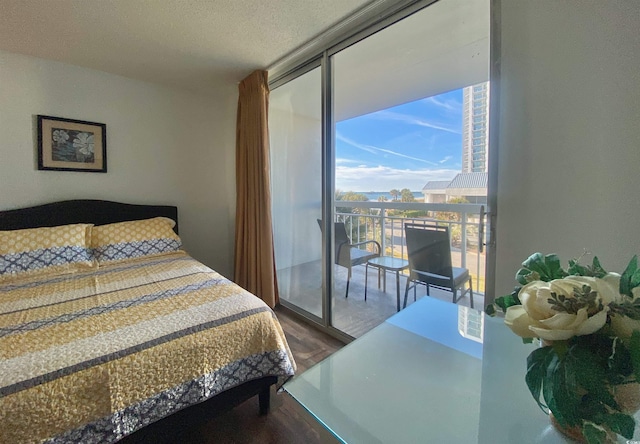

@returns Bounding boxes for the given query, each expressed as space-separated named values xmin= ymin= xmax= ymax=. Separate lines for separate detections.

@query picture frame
xmin=37 ymin=115 xmax=107 ymax=173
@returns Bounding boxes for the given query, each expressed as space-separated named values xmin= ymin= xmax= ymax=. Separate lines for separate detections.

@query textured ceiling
xmin=0 ymin=0 xmax=374 ymax=94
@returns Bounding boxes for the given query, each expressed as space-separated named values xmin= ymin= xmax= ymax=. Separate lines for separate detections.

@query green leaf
xmin=518 ymin=253 xmax=568 ymax=284
xmin=549 ymin=352 xmax=586 ymax=427
xmin=620 ymin=255 xmax=638 ymax=297
xmin=582 ymin=423 xmax=607 ymax=444
xmin=578 ymin=393 xmax=608 ymax=424
xmin=590 ymin=257 xmax=608 ymax=278
xmin=542 ymin=354 xmax=560 ymax=415
xmin=545 ymin=254 xmax=568 ymax=280
xmin=525 ymin=346 xmax=555 ymax=411
xmin=568 ymin=256 xmax=608 ymax=278
xmin=568 ymin=259 xmax=590 ymax=276
xmin=630 ymin=330 xmax=640 ymax=383
xmin=606 ymin=337 xmax=634 ymax=383
xmin=516 ymin=267 xmax=536 ymax=285
xmin=521 ymin=253 xmax=549 ymax=280
xmin=522 ymin=252 xmax=546 ymax=272
xmin=566 ymin=343 xmax=616 ymax=409
xmin=631 ymin=269 xmax=640 ymax=290
xmin=599 ymin=413 xmax=635 ymax=439
xmin=490 ymin=287 xmax=522 ymax=314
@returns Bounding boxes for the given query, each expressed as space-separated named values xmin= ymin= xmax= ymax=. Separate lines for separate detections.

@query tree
xmin=334 ymin=190 xmax=373 ymax=242
xmin=377 ymin=195 xmax=388 ymax=202
xmin=434 ymin=197 xmax=470 ymax=246
xmin=340 ymin=191 xmax=369 ymax=202
xmin=448 ymin=196 xmax=469 ymax=204
xmin=400 ymin=188 xmax=416 ymax=203
xmin=434 ymin=196 xmax=469 ymax=221
xmin=335 ymin=190 xmax=369 ymax=215
xmin=389 ymin=189 xmax=399 ymax=201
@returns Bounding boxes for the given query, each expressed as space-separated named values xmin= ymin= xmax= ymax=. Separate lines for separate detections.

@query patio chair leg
xmin=364 ymin=263 xmax=368 ymax=301
xmin=345 ymin=268 xmax=352 ymax=298
xmin=403 ymin=279 xmax=412 ymax=308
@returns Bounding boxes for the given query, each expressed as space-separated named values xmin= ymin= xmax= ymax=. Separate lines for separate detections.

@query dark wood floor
xmin=192 ymin=305 xmax=344 ymax=443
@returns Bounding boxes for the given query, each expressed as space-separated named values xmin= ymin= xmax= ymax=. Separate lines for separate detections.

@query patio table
xmin=364 ymin=256 xmax=409 ymax=312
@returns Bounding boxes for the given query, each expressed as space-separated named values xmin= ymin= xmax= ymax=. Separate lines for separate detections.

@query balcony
xmin=335 ymin=200 xmax=486 ymax=290
xmin=277 ymin=200 xmax=487 ymax=338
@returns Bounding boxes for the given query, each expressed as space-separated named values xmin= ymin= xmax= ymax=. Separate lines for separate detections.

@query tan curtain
xmin=234 ymin=70 xmax=279 ymax=308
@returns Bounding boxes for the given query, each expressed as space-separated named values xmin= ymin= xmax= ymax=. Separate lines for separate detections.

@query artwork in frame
xmin=37 ymin=115 xmax=107 ymax=173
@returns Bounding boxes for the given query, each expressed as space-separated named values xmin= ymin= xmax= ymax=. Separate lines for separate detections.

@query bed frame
xmin=0 ymin=199 xmax=277 ymax=443
xmin=0 ymin=199 xmax=180 ymax=233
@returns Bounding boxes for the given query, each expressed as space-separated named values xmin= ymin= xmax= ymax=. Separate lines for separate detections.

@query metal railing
xmin=334 ymin=200 xmax=487 ymax=294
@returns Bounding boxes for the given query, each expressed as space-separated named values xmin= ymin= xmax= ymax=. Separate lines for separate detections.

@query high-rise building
xmin=461 ymin=82 xmax=490 ymax=173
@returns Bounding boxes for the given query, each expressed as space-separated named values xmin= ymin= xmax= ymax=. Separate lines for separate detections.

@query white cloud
xmin=384 ymin=131 xmax=435 ymax=151
xmin=335 ymin=165 xmax=459 ymax=192
xmin=439 ymin=156 xmax=452 ymax=164
xmin=336 ymin=132 xmax=438 ymax=165
xmin=336 ymin=158 xmax=359 ymax=164
xmin=368 ymin=110 xmax=460 ymax=134
xmin=423 ymin=96 xmax=462 ymax=113
xmin=335 ymin=133 xmax=378 ymax=155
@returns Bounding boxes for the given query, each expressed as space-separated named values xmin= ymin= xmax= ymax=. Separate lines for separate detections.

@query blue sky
xmin=335 ymin=88 xmax=463 ymax=192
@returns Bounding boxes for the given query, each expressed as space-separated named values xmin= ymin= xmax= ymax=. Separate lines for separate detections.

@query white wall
xmin=0 ymin=50 xmax=238 ymax=277
xmin=494 ymin=1 xmax=640 ymax=296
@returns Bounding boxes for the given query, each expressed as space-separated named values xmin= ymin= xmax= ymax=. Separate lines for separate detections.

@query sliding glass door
xmin=270 ymin=65 xmax=323 ymax=320
xmin=270 ymin=0 xmax=493 ymax=339
xmin=331 ymin=0 xmax=490 ymax=336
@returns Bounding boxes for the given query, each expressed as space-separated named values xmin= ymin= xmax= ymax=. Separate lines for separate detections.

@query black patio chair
xmin=317 ymin=219 xmax=381 ymax=298
xmin=403 ymin=222 xmax=473 ymax=308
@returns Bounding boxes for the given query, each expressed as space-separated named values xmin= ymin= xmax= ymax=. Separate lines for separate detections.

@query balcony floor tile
xmin=278 ymin=260 xmax=484 ymax=338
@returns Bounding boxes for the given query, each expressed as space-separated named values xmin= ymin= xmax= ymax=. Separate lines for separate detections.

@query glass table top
xmin=284 ymin=296 xmax=640 ymax=443
xmin=366 ymin=256 xmax=409 ymax=271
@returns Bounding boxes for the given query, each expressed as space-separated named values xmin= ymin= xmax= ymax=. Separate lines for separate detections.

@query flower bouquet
xmin=486 ymin=253 xmax=640 ymax=444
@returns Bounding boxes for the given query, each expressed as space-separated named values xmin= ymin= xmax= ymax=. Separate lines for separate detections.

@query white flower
xmin=504 ymin=277 xmax=611 ymax=341
xmin=73 ymin=132 xmax=94 ymax=156
xmin=567 ymin=273 xmax=621 ymax=304
xmin=52 ymin=129 xmax=69 ymax=144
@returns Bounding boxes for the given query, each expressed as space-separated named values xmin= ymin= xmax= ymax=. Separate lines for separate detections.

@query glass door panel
xmin=270 ymin=67 xmax=323 ymax=318
xmin=332 ymin=0 xmax=490 ymax=336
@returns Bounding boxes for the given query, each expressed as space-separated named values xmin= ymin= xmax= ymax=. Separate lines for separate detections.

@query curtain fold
xmin=234 ymin=70 xmax=279 ymax=308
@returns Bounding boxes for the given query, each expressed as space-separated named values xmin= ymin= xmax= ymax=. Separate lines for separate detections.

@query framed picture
xmin=37 ymin=115 xmax=107 ymax=173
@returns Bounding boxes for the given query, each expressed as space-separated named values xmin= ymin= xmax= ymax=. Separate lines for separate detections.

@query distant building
xmin=421 ymin=180 xmax=450 ymax=203
xmin=462 ymin=82 xmax=490 ymax=173
xmin=421 ymin=172 xmax=487 ymax=204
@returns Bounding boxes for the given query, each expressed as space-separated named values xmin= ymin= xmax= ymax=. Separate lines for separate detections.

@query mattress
xmin=0 ymin=251 xmax=296 ymax=443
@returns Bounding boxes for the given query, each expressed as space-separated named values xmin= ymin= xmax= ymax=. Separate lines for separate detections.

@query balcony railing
xmin=334 ymin=200 xmax=487 ymax=294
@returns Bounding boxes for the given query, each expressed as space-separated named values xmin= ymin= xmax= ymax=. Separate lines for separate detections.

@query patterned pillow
xmin=0 ymin=224 xmax=94 ymax=281
xmin=90 ymin=217 xmax=182 ymax=264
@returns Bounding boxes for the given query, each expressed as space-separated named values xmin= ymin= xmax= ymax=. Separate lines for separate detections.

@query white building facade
xmin=462 ymin=82 xmax=490 ymax=173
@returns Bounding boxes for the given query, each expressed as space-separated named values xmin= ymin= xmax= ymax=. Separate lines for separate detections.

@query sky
xmin=335 ymin=88 xmax=463 ymax=193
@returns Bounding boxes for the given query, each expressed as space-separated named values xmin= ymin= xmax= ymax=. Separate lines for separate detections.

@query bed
xmin=0 ymin=200 xmax=296 ymax=444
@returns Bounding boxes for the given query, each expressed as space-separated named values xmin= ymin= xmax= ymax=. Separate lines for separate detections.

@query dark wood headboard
xmin=0 ymin=200 xmax=179 ymax=233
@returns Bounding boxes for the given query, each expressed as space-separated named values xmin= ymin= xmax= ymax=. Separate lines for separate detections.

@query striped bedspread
xmin=0 ymin=252 xmax=296 ymax=444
